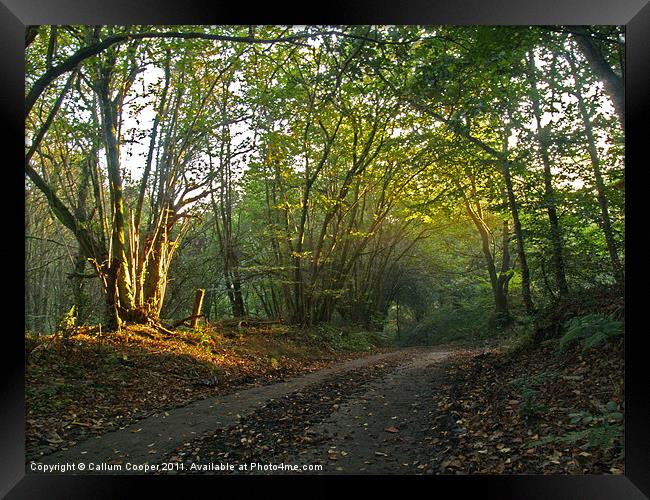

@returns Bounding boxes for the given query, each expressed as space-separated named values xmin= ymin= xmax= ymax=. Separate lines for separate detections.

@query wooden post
xmin=396 ymin=300 xmax=400 ymax=339
xmin=191 ymin=289 xmax=206 ymax=329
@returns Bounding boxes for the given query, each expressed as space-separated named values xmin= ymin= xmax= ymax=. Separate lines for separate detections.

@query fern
xmin=558 ymin=314 xmax=623 ymax=352
xmin=527 ymin=402 xmax=624 ymax=456
xmin=511 ymin=373 xmax=554 ymax=418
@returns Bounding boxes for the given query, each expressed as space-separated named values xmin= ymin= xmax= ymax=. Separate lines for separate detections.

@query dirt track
xmin=30 ymin=346 xmax=469 ymax=475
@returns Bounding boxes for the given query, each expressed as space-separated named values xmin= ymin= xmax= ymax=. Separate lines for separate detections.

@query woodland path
xmin=264 ymin=347 xmax=457 ymax=474
xmin=32 ymin=346 xmax=473 ymax=474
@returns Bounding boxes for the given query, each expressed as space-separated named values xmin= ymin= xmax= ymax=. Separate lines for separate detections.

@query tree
xmin=564 ymin=49 xmax=624 ymax=284
xmin=25 ymin=24 xmax=625 ymax=335
xmin=569 ymin=26 xmax=624 ymax=129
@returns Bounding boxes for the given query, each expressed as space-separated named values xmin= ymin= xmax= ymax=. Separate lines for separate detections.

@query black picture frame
xmin=4 ymin=1 xmax=647 ymax=497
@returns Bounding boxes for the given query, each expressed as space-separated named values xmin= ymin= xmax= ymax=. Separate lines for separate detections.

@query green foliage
xmin=398 ymin=303 xmax=490 ymax=346
xmin=56 ymin=305 xmax=78 ymax=340
xmin=193 ymin=327 xmax=216 ymax=350
xmin=511 ymin=371 xmax=555 ymax=418
xmin=310 ymin=325 xmax=392 ymax=351
xmin=558 ymin=314 xmax=623 ymax=352
xmin=519 ymin=386 xmax=544 ymax=417
xmin=528 ymin=401 xmax=624 ymax=455
xmin=25 ymin=25 xmax=625 ymax=336
xmin=502 ymin=318 xmax=537 ymax=356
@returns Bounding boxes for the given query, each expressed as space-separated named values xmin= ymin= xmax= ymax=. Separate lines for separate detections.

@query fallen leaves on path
xmin=26 ymin=324 xmax=389 ymax=461
xmin=159 ymin=353 xmax=415 ymax=473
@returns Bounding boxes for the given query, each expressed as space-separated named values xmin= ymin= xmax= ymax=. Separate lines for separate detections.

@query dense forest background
xmin=25 ymin=25 xmax=624 ymax=342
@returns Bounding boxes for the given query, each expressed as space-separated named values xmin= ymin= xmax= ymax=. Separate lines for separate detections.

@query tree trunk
xmin=495 ymin=220 xmax=514 ymax=325
xmin=566 ymin=52 xmax=624 ymax=284
xmin=396 ymin=300 xmax=401 ymax=340
xmin=69 ymin=252 xmax=89 ymax=324
xmin=571 ymin=28 xmax=624 ymax=130
xmin=526 ymin=53 xmax=569 ymax=297
xmin=463 ymin=187 xmax=511 ymax=323
xmin=502 ymin=160 xmax=536 ymax=314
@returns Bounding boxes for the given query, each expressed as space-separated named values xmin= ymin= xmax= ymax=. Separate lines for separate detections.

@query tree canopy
xmin=25 ymin=25 xmax=624 ymax=334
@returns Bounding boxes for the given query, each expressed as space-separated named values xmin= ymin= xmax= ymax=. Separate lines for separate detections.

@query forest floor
xmin=26 ymin=324 xmax=623 ymax=475
xmin=25 ymin=322 xmax=393 ymax=461
xmin=154 ymin=340 xmax=623 ymax=475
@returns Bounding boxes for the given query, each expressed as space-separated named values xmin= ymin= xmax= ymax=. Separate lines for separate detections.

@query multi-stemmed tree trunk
xmin=26 ymin=31 xmax=205 ymax=330
xmin=208 ymin=78 xmax=248 ymax=319
xmin=92 ymin=46 xmax=185 ymax=327
xmin=95 ymin=55 xmax=138 ymax=326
